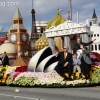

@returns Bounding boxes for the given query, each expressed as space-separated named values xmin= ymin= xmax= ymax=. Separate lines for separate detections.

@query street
xmin=0 ymin=86 xmax=100 ymax=100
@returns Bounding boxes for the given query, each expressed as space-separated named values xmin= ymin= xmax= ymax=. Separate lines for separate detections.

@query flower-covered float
xmin=0 ymin=46 xmax=100 ymax=87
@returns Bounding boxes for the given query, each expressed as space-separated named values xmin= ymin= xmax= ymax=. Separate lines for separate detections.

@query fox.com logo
xmin=0 ymin=2 xmax=19 ymax=7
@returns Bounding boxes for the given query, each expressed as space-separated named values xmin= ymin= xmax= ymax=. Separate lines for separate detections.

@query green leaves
xmin=6 ymin=76 xmax=13 ymax=85
xmin=6 ymin=76 xmax=37 ymax=86
xmin=90 ymin=68 xmax=100 ymax=84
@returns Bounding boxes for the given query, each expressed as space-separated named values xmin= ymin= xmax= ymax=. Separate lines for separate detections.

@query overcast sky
xmin=0 ymin=0 xmax=100 ymax=35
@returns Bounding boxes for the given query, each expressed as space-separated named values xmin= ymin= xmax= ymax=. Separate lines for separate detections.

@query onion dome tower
xmin=46 ymin=10 xmax=66 ymax=51
xmin=47 ymin=11 xmax=66 ymax=29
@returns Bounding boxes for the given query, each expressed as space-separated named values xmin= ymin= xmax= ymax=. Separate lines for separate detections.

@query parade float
xmin=0 ymin=7 xmax=100 ymax=88
xmin=0 ymin=46 xmax=99 ymax=87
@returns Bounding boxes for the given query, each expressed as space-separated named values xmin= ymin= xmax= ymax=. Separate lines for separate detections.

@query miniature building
xmin=36 ymin=21 xmax=48 ymax=37
xmin=30 ymin=9 xmax=39 ymax=56
xmin=7 ymin=7 xmax=29 ymax=57
xmin=88 ymin=9 xmax=100 ymax=53
xmin=0 ymin=40 xmax=17 ymax=65
xmin=46 ymin=11 xmax=66 ymax=51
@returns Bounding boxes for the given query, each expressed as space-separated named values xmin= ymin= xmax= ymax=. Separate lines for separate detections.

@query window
xmin=90 ymin=22 xmax=92 ymax=26
xmin=19 ymin=20 xmax=22 ymax=24
xmin=95 ymin=45 xmax=97 ymax=50
xmin=97 ymin=34 xmax=99 ymax=37
xmin=99 ymin=44 xmax=100 ymax=50
xmin=91 ymin=45 xmax=93 ymax=50
xmin=20 ymin=29 xmax=26 ymax=33
xmin=94 ymin=34 xmax=96 ymax=37
xmin=10 ymin=29 xmax=17 ymax=33
xmin=14 ymin=20 xmax=18 ymax=24
xmin=91 ymin=34 xmax=93 ymax=37
xmin=88 ymin=35 xmax=90 ymax=37
xmin=41 ymin=28 xmax=45 ymax=33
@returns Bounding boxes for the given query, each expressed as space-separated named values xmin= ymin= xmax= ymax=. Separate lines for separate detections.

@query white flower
xmin=35 ymin=79 xmax=41 ymax=85
xmin=60 ymin=81 xmax=66 ymax=85
xmin=86 ymin=80 xmax=90 ymax=83
xmin=77 ymin=79 xmax=83 ymax=83
xmin=73 ymin=80 xmax=79 ymax=84
xmin=40 ymin=80 xmax=46 ymax=85
xmin=81 ymin=79 xmax=86 ymax=83
xmin=66 ymin=81 xmax=71 ymax=85
xmin=5 ymin=66 xmax=19 ymax=75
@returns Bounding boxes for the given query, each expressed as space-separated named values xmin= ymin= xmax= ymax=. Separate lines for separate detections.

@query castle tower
xmin=92 ymin=9 xmax=98 ymax=25
xmin=7 ymin=7 xmax=29 ymax=57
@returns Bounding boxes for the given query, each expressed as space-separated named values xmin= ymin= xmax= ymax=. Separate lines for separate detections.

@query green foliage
xmin=90 ymin=68 xmax=100 ymax=84
xmin=6 ymin=76 xmax=37 ymax=86
xmin=6 ymin=76 xmax=13 ymax=85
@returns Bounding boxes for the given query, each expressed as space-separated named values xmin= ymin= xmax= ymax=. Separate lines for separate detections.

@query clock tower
xmin=7 ymin=7 xmax=29 ymax=57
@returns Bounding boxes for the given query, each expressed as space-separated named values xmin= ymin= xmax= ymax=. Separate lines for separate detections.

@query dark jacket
xmin=73 ymin=41 xmax=93 ymax=53
xmin=57 ymin=51 xmax=73 ymax=66
xmin=0 ymin=55 xmax=9 ymax=66
xmin=79 ymin=50 xmax=92 ymax=65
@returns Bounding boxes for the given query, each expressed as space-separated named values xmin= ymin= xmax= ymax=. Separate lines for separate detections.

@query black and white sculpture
xmin=27 ymin=46 xmax=58 ymax=72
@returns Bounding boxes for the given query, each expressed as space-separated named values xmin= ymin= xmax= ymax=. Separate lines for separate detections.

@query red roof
xmin=0 ymin=37 xmax=6 ymax=42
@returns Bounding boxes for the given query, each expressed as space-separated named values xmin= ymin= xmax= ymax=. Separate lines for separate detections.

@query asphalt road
xmin=0 ymin=86 xmax=100 ymax=100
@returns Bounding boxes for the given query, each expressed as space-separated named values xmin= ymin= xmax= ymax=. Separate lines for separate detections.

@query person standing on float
xmin=73 ymin=37 xmax=96 ymax=53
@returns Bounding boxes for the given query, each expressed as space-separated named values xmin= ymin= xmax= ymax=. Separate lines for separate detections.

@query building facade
xmin=36 ymin=21 xmax=48 ymax=37
xmin=87 ymin=9 xmax=100 ymax=53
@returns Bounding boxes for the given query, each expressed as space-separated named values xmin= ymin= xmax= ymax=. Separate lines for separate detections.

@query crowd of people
xmin=55 ymin=37 xmax=96 ymax=81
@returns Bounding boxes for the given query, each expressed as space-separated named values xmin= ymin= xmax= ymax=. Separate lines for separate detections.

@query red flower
xmin=90 ymin=52 xmax=100 ymax=66
xmin=15 ymin=66 xmax=27 ymax=72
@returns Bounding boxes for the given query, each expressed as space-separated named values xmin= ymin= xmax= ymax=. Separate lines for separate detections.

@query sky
xmin=0 ymin=0 xmax=100 ymax=35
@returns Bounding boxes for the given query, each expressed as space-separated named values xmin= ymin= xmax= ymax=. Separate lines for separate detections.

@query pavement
xmin=0 ymin=86 xmax=100 ymax=100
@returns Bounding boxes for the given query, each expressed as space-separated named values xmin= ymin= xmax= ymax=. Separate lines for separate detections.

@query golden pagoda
xmin=34 ymin=33 xmax=49 ymax=51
